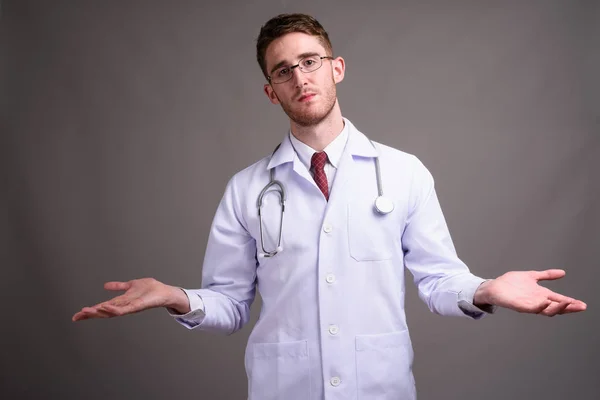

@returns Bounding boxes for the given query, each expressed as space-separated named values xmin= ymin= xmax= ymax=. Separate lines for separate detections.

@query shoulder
xmin=367 ymin=141 xmax=436 ymax=203
xmin=233 ymin=155 xmax=270 ymax=180
xmin=224 ymin=153 xmax=272 ymax=195
xmin=347 ymin=119 xmax=422 ymax=168
xmin=370 ymin=140 xmax=428 ymax=174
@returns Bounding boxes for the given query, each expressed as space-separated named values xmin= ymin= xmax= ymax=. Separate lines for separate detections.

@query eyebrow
xmin=269 ymin=52 xmax=322 ymax=75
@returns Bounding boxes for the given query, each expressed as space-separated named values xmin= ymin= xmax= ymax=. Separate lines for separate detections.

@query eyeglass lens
xmin=271 ymin=55 xmax=325 ymax=83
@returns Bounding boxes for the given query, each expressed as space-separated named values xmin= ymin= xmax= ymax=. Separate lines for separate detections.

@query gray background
xmin=3 ymin=0 xmax=599 ymax=399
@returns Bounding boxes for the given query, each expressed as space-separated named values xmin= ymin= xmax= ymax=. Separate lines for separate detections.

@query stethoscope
xmin=257 ymin=140 xmax=394 ymax=258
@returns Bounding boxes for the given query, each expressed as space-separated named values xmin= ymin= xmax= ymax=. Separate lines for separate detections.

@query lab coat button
xmin=328 ymin=325 xmax=339 ymax=335
xmin=326 ymin=273 xmax=335 ymax=284
xmin=323 ymin=224 xmax=332 ymax=233
xmin=330 ymin=377 xmax=341 ymax=387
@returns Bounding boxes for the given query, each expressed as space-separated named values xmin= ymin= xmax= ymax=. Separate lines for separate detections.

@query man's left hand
xmin=473 ymin=269 xmax=587 ymax=316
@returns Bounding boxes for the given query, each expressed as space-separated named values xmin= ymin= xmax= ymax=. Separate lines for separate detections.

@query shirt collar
xmin=266 ymin=118 xmax=377 ymax=171
xmin=288 ymin=119 xmax=349 ymax=171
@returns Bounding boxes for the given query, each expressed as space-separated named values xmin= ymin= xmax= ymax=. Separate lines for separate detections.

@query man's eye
xmin=278 ymin=68 xmax=289 ymax=76
xmin=304 ymin=59 xmax=315 ymax=66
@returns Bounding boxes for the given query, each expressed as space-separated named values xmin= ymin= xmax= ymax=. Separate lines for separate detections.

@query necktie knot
xmin=311 ymin=151 xmax=328 ymax=171
xmin=311 ymin=152 xmax=329 ymax=200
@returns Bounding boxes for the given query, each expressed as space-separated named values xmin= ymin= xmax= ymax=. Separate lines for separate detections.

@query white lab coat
xmin=175 ymin=119 xmax=488 ymax=400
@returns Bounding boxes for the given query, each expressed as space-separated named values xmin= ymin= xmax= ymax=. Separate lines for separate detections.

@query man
xmin=73 ymin=13 xmax=586 ymax=400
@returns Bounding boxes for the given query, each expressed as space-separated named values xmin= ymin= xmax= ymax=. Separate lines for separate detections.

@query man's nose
xmin=291 ymin=66 xmax=308 ymax=87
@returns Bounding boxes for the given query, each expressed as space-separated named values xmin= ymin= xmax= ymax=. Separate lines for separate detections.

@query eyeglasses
xmin=267 ymin=55 xmax=334 ymax=84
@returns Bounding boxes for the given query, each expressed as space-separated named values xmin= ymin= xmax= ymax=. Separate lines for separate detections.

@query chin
xmin=290 ymin=110 xmax=330 ymax=127
xmin=282 ymin=95 xmax=336 ymax=127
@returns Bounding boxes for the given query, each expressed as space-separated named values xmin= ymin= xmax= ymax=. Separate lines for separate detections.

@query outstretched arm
xmin=474 ymin=269 xmax=587 ymax=316
xmin=72 ymin=174 xmax=257 ymax=335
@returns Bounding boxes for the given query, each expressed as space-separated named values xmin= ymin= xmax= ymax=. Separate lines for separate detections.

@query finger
xmin=72 ymin=311 xmax=86 ymax=321
xmin=99 ymin=303 xmax=139 ymax=317
xmin=572 ymin=299 xmax=587 ymax=309
xmin=71 ymin=302 xmax=107 ymax=320
xmin=90 ymin=304 xmax=124 ymax=318
xmin=104 ymin=281 xmax=132 ymax=291
xmin=548 ymin=300 xmax=572 ymax=317
xmin=79 ymin=296 xmax=127 ymax=311
xmin=72 ymin=292 xmax=137 ymax=321
xmin=72 ymin=307 xmax=113 ymax=321
xmin=539 ymin=300 xmax=568 ymax=317
xmin=527 ymin=298 xmax=552 ymax=314
xmin=560 ymin=301 xmax=587 ymax=314
xmin=103 ymin=294 xmax=131 ymax=308
xmin=547 ymin=291 xmax=575 ymax=304
xmin=533 ymin=269 xmax=566 ymax=282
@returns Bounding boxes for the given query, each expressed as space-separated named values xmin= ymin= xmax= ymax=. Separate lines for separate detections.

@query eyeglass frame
xmin=266 ymin=55 xmax=335 ymax=84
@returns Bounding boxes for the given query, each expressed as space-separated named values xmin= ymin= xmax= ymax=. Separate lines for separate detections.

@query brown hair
xmin=256 ymin=13 xmax=333 ymax=80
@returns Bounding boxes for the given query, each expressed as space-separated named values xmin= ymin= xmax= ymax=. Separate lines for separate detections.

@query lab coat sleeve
xmin=402 ymin=156 xmax=495 ymax=319
xmin=165 ymin=288 xmax=206 ymax=329
xmin=172 ymin=173 xmax=258 ymax=334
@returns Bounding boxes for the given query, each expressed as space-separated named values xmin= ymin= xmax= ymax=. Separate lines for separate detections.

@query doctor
xmin=73 ymin=13 xmax=586 ymax=400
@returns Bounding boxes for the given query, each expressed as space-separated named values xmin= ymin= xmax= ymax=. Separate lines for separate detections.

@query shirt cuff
xmin=166 ymin=288 xmax=206 ymax=329
xmin=457 ymin=279 xmax=497 ymax=319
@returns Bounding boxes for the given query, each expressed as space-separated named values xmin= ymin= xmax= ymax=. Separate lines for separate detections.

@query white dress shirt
xmin=287 ymin=120 xmax=349 ymax=190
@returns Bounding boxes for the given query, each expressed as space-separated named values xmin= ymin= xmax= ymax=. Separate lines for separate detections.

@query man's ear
xmin=332 ymin=56 xmax=345 ymax=84
xmin=264 ymin=83 xmax=281 ymax=105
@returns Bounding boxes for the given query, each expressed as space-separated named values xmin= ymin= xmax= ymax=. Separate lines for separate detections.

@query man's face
xmin=263 ymin=32 xmax=345 ymax=127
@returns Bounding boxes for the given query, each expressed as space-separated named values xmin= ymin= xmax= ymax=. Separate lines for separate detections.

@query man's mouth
xmin=298 ymin=93 xmax=317 ymax=102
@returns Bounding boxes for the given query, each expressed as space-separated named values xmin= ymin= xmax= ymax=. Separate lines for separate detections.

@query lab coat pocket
xmin=249 ymin=340 xmax=311 ymax=400
xmin=355 ymin=330 xmax=416 ymax=400
xmin=348 ymin=203 xmax=394 ymax=261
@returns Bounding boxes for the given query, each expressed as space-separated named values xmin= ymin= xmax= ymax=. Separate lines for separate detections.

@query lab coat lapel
xmin=328 ymin=121 xmax=379 ymax=205
xmin=293 ymin=157 xmax=316 ymax=186
xmin=327 ymin=144 xmax=355 ymax=205
xmin=267 ymin=121 xmax=379 ymax=203
xmin=267 ymin=134 xmax=319 ymax=188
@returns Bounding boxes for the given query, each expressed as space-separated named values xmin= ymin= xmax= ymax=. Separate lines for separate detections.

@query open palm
xmin=480 ymin=269 xmax=586 ymax=316
xmin=72 ymin=278 xmax=172 ymax=321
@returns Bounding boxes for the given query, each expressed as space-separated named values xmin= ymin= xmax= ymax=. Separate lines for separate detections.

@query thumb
xmin=533 ymin=269 xmax=566 ymax=282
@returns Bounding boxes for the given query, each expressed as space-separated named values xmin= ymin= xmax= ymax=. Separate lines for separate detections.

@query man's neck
xmin=290 ymin=102 xmax=344 ymax=151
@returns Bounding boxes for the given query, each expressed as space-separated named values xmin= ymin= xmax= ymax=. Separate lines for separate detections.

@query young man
xmin=73 ymin=13 xmax=586 ymax=400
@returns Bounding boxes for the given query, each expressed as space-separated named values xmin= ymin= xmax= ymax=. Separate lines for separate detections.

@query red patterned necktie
xmin=311 ymin=151 xmax=329 ymax=200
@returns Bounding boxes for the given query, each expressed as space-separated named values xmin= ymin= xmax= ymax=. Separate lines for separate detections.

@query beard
xmin=278 ymin=80 xmax=338 ymax=127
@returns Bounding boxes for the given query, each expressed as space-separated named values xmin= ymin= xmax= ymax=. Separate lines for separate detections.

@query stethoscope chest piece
xmin=374 ymin=196 xmax=394 ymax=215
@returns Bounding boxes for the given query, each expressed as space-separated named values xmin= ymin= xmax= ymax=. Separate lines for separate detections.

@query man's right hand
xmin=72 ymin=278 xmax=191 ymax=321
